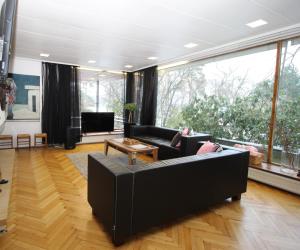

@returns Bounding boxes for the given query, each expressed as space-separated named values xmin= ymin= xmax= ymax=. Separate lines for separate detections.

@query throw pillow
xmin=182 ymin=127 xmax=189 ymax=136
xmin=234 ymin=144 xmax=258 ymax=153
xmin=170 ymin=132 xmax=182 ymax=147
xmin=197 ymin=141 xmax=219 ymax=155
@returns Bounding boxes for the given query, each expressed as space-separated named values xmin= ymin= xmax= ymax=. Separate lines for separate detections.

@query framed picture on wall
xmin=6 ymin=73 xmax=40 ymax=120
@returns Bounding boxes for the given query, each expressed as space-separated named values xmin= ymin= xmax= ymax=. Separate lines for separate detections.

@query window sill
xmin=249 ymin=163 xmax=300 ymax=182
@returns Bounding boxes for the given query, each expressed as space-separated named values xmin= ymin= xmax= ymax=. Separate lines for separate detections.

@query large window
xmin=157 ymin=44 xmax=277 ymax=153
xmin=80 ymin=70 xmax=125 ymax=129
xmin=273 ymin=38 xmax=300 ymax=164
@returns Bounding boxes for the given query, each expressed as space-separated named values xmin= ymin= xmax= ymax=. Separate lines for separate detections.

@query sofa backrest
xmin=130 ymin=149 xmax=249 ymax=234
xmin=148 ymin=126 xmax=179 ymax=140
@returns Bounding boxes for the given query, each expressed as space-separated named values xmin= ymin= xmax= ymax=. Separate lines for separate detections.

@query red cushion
xmin=197 ymin=141 xmax=219 ymax=155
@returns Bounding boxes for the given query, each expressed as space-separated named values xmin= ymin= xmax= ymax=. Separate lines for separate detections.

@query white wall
xmin=2 ymin=57 xmax=42 ymax=147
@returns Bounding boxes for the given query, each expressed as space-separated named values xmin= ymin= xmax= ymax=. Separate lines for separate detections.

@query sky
xmin=159 ymin=40 xmax=300 ymax=99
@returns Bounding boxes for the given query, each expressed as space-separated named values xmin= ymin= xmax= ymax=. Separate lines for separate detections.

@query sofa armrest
xmin=87 ymin=153 xmax=134 ymax=245
xmin=181 ymin=133 xmax=211 ymax=156
xmin=130 ymin=125 xmax=149 ymax=137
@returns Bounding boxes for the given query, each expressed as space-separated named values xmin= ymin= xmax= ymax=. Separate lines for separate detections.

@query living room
xmin=0 ymin=0 xmax=300 ymax=249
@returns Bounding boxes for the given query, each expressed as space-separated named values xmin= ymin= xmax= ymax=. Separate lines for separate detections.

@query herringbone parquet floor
xmin=0 ymin=143 xmax=300 ymax=250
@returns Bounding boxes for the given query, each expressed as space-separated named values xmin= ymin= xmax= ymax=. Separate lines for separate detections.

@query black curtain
xmin=125 ymin=72 xmax=134 ymax=122
xmin=125 ymin=72 xmax=134 ymax=103
xmin=42 ymin=62 xmax=80 ymax=145
xmin=140 ymin=66 xmax=158 ymax=125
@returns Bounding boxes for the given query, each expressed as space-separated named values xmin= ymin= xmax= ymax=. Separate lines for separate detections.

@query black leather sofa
xmin=88 ymin=143 xmax=249 ymax=245
xmin=130 ymin=125 xmax=211 ymax=159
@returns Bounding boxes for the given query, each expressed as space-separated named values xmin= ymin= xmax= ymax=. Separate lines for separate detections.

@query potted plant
xmin=124 ymin=103 xmax=137 ymax=123
xmin=124 ymin=103 xmax=137 ymax=138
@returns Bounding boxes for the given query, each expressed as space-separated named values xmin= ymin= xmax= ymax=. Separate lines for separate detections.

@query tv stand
xmin=80 ymin=130 xmax=123 ymax=144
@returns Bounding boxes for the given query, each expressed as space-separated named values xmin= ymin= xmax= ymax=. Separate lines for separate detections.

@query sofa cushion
xmin=148 ymin=126 xmax=178 ymax=140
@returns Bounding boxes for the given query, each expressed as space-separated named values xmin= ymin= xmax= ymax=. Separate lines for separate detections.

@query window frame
xmin=156 ymin=36 xmax=300 ymax=166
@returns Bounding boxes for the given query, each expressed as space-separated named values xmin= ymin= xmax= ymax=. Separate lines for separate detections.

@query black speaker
xmin=65 ymin=127 xmax=80 ymax=149
xmin=0 ymin=86 xmax=6 ymax=111
xmin=124 ymin=122 xmax=136 ymax=138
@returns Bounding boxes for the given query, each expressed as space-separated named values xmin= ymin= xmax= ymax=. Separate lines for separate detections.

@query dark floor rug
xmin=66 ymin=150 xmax=144 ymax=178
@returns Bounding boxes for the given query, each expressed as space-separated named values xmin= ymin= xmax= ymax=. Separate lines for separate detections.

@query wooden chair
xmin=0 ymin=135 xmax=13 ymax=149
xmin=17 ymin=134 xmax=31 ymax=149
xmin=34 ymin=133 xmax=48 ymax=147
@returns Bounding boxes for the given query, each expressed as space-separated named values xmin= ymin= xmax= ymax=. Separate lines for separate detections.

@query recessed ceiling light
xmin=246 ymin=19 xmax=268 ymax=28
xmin=89 ymin=77 xmax=95 ymax=80
xmin=125 ymin=65 xmax=133 ymax=68
xmin=147 ymin=56 xmax=158 ymax=60
xmin=99 ymin=74 xmax=106 ymax=77
xmin=88 ymin=60 xmax=96 ymax=64
xmin=40 ymin=53 xmax=50 ymax=57
xmin=184 ymin=43 xmax=198 ymax=48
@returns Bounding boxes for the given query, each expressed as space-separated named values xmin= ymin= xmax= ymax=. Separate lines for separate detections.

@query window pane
xmin=98 ymin=74 xmax=125 ymax=129
xmin=273 ymin=38 xmax=300 ymax=166
xmin=156 ymin=44 xmax=277 ymax=153
xmin=132 ymin=72 xmax=143 ymax=124
xmin=80 ymin=80 xmax=97 ymax=112
xmin=79 ymin=70 xmax=125 ymax=129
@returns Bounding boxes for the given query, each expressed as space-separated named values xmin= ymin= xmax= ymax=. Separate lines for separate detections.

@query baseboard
xmin=248 ymin=167 xmax=300 ymax=195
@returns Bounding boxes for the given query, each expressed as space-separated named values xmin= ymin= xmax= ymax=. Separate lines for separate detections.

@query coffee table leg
xmin=153 ymin=148 xmax=158 ymax=161
xmin=128 ymin=152 xmax=137 ymax=165
xmin=104 ymin=141 xmax=109 ymax=155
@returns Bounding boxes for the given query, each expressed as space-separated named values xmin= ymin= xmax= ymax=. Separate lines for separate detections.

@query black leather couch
xmin=88 ymin=143 xmax=249 ymax=245
xmin=130 ymin=125 xmax=211 ymax=159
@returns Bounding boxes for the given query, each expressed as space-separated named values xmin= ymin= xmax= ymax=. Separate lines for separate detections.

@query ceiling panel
xmin=10 ymin=0 xmax=300 ymax=71
xmin=251 ymin=0 xmax=300 ymax=22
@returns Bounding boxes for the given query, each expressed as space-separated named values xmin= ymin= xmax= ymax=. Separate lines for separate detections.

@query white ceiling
xmin=9 ymin=0 xmax=300 ymax=71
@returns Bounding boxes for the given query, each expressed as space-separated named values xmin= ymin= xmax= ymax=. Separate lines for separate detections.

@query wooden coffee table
xmin=104 ymin=138 xmax=159 ymax=165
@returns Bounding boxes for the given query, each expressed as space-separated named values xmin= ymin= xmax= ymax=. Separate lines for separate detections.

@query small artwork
xmin=6 ymin=73 xmax=40 ymax=120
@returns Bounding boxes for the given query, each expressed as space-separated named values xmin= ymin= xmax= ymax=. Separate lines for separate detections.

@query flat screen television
xmin=81 ymin=112 xmax=114 ymax=133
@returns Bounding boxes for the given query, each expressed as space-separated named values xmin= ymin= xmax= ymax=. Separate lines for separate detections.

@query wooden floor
xmin=0 ymin=143 xmax=300 ymax=250
xmin=0 ymin=149 xmax=15 ymax=228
